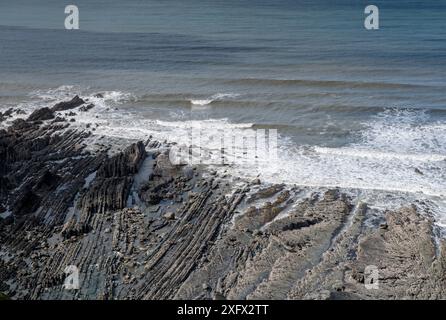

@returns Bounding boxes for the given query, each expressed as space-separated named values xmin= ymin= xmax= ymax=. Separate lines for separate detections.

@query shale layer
xmin=1 ymin=97 xmax=445 ymax=300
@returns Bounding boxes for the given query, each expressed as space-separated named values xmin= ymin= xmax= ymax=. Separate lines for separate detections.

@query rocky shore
xmin=0 ymin=96 xmax=445 ymax=300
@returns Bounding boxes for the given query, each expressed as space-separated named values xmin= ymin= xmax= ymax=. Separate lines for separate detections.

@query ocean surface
xmin=1 ymin=1 xmax=446 ymax=225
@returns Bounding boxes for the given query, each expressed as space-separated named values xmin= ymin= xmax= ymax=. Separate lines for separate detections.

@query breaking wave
xmin=190 ymin=93 xmax=239 ymax=106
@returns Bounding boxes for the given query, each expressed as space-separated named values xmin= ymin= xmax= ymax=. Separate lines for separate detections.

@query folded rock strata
xmin=0 ymin=98 xmax=445 ymax=300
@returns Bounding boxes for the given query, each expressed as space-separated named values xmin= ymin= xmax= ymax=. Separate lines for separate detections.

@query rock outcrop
xmin=51 ymin=95 xmax=85 ymax=112
xmin=1 ymin=98 xmax=445 ymax=300
xmin=27 ymin=107 xmax=55 ymax=121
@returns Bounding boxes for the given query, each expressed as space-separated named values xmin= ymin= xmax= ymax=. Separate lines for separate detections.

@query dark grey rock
xmin=52 ymin=95 xmax=85 ymax=111
xmin=27 ymin=107 xmax=55 ymax=121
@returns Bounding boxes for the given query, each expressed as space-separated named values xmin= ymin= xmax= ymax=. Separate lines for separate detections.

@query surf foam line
xmin=15 ymin=88 xmax=446 ymax=201
xmin=0 ymin=86 xmax=134 ymax=123
xmin=228 ymin=108 xmax=446 ymax=198
xmin=314 ymin=146 xmax=446 ymax=162
xmin=77 ymin=106 xmax=446 ymax=199
xmin=234 ymin=145 xmax=446 ymax=197
xmin=190 ymin=93 xmax=239 ymax=106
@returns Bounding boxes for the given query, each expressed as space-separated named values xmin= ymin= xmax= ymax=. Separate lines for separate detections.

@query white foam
xmin=77 ymin=106 xmax=446 ymax=202
xmin=314 ymin=146 xmax=446 ymax=162
xmin=243 ymin=144 xmax=446 ymax=197
xmin=30 ymin=85 xmax=81 ymax=102
xmin=190 ymin=93 xmax=239 ymax=106
xmin=357 ymin=108 xmax=446 ymax=154
xmin=226 ymin=108 xmax=446 ymax=229
xmin=156 ymin=118 xmax=252 ymax=130
xmin=228 ymin=109 xmax=446 ymax=196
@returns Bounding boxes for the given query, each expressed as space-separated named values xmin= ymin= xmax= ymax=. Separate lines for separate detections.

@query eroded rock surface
xmin=1 ymin=99 xmax=445 ymax=300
